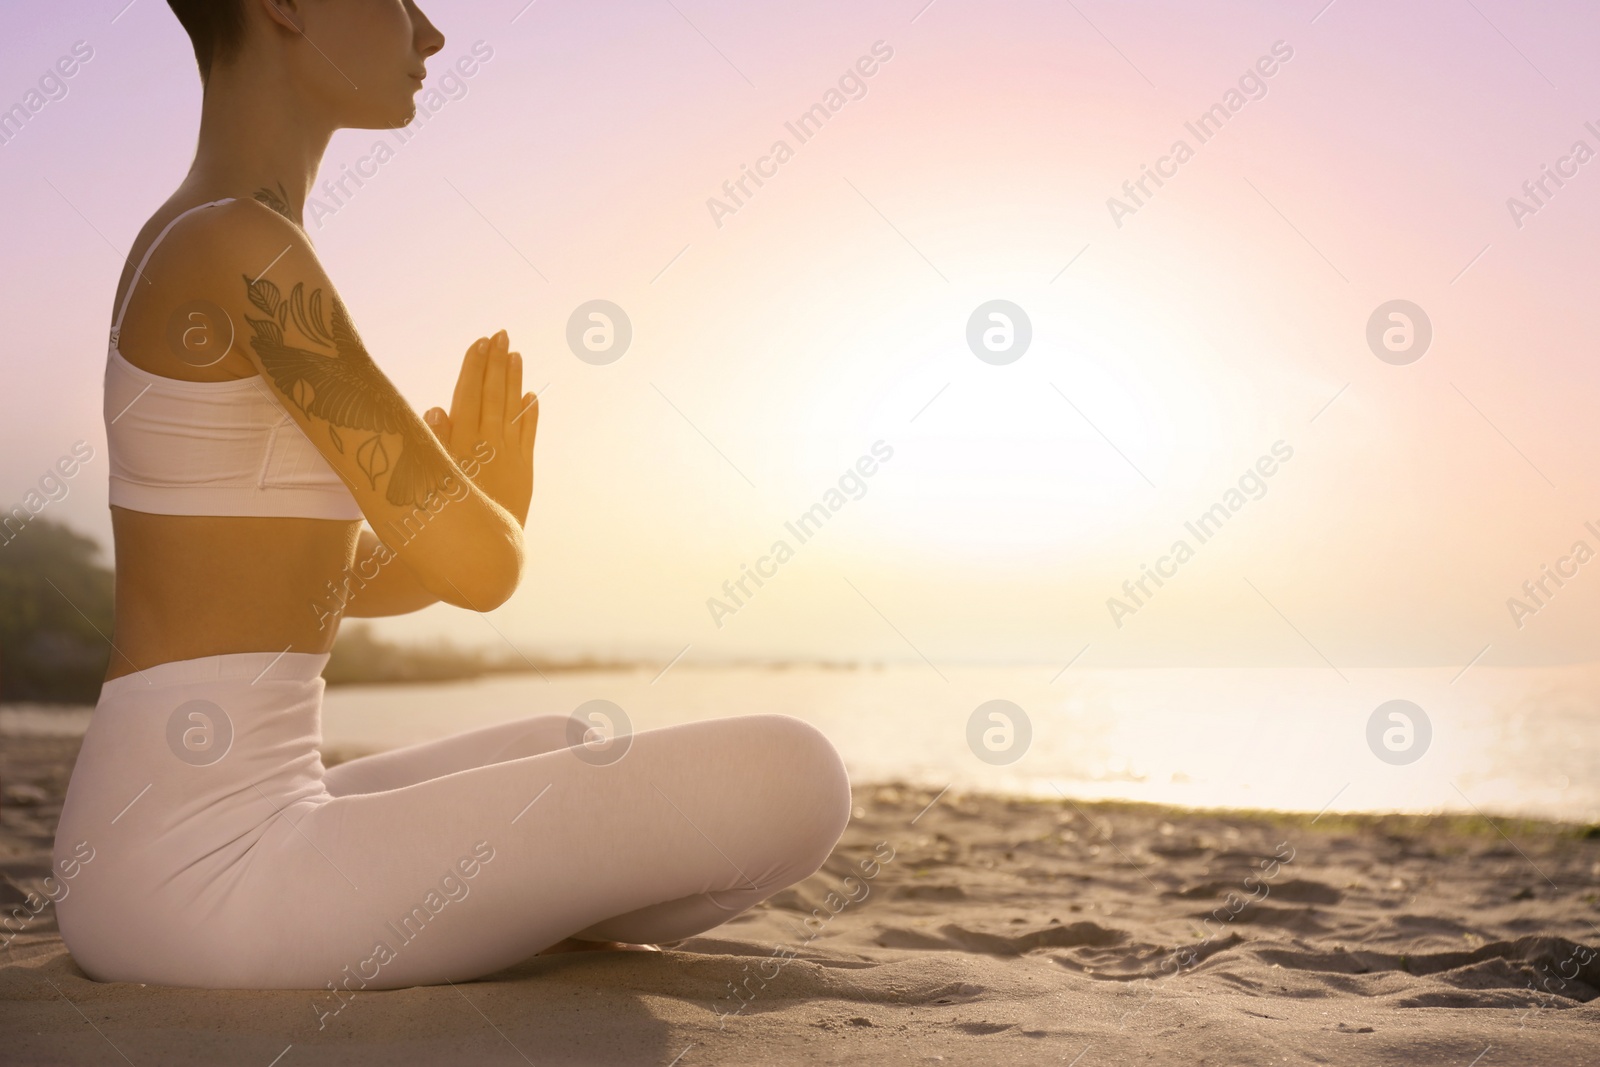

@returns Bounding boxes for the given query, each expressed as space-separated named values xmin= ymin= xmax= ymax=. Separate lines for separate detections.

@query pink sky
xmin=4 ymin=0 xmax=1600 ymax=668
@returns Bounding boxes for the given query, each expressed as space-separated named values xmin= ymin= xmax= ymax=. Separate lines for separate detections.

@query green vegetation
xmin=876 ymin=782 xmax=1600 ymax=838
xmin=0 ymin=518 xmax=114 ymax=703
xmin=325 ymin=623 xmax=509 ymax=686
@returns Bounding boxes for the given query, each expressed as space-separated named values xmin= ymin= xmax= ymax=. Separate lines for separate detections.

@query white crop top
xmin=104 ymin=199 xmax=364 ymax=521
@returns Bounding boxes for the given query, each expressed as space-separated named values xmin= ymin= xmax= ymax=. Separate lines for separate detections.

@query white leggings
xmin=53 ymin=652 xmax=852 ymax=991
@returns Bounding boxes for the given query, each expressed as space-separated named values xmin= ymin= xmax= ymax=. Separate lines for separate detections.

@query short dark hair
xmin=166 ymin=0 xmax=248 ymax=81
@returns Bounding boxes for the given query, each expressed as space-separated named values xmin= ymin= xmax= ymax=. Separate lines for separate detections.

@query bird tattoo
xmin=242 ymin=274 xmax=454 ymax=508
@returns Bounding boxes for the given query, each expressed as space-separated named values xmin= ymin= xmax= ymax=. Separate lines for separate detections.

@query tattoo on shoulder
xmin=240 ymin=274 xmax=455 ymax=508
xmin=253 ymin=181 xmax=294 ymax=221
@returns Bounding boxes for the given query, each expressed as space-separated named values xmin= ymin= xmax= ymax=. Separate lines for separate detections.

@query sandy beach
xmin=3 ymin=735 xmax=1598 ymax=1065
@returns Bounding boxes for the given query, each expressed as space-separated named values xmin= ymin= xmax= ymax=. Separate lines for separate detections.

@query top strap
xmin=110 ymin=197 xmax=238 ymax=343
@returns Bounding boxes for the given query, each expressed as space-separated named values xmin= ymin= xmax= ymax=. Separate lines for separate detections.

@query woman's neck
xmin=182 ymin=61 xmax=336 ymax=228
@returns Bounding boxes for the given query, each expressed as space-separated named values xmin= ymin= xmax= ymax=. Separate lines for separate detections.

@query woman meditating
xmin=53 ymin=0 xmax=851 ymax=990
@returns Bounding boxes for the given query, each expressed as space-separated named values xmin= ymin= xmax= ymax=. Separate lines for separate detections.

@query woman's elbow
xmin=432 ymin=530 xmax=525 ymax=612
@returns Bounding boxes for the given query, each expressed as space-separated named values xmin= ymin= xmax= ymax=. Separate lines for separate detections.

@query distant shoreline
xmin=320 ymin=625 xmax=881 ymax=688
xmin=1 ymin=649 xmax=889 ymax=706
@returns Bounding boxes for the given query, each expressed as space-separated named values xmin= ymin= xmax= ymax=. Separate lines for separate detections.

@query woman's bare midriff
xmin=106 ymin=506 xmax=362 ymax=681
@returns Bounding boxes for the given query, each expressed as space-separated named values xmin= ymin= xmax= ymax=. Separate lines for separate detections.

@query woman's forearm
xmin=205 ymin=200 xmax=532 ymax=613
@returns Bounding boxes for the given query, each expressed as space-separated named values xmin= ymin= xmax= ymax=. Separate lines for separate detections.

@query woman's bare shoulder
xmin=156 ymin=195 xmax=317 ymax=270
xmin=116 ymin=196 xmax=324 ymax=380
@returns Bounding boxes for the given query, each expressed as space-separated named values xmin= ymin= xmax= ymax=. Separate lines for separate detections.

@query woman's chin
xmin=341 ymin=99 xmax=420 ymax=132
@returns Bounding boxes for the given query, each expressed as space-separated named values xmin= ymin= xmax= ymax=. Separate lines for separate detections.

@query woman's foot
xmin=536 ymin=937 xmax=663 ymax=955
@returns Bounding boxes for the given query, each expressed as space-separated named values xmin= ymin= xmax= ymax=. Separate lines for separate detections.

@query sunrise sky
xmin=5 ymin=0 xmax=1600 ymax=668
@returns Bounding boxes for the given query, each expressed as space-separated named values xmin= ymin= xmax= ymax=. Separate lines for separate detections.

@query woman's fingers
xmin=424 ymin=407 xmax=453 ymax=448
xmin=516 ymin=391 xmax=538 ymax=457
xmin=481 ymin=329 xmax=509 ymax=437
xmin=506 ymin=349 xmax=535 ymax=451
xmin=508 ymin=349 xmax=524 ymax=412
xmin=452 ymin=337 xmax=488 ymax=439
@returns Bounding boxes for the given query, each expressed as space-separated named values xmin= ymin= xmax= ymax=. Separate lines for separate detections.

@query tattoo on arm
xmin=253 ymin=182 xmax=294 ymax=222
xmin=241 ymin=274 xmax=457 ymax=508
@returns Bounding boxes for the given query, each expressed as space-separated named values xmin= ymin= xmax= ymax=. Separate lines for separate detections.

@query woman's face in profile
xmin=292 ymin=0 xmax=444 ymax=129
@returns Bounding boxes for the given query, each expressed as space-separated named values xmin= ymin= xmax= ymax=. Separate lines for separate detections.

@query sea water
xmin=311 ymin=664 xmax=1600 ymax=823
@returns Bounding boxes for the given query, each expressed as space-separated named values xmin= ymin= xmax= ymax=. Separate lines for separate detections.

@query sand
xmin=3 ymin=735 xmax=1598 ymax=1065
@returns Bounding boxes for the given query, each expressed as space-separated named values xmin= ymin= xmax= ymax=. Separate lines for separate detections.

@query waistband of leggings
xmin=99 ymin=651 xmax=332 ymax=701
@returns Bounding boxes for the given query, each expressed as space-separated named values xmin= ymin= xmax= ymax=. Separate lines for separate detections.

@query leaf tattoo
xmin=290 ymin=284 xmax=333 ymax=346
xmin=242 ymin=273 xmax=454 ymax=507
xmin=355 ymin=435 xmax=391 ymax=489
xmin=247 ymin=277 xmax=282 ymax=318
xmin=254 ymin=181 xmax=294 ymax=222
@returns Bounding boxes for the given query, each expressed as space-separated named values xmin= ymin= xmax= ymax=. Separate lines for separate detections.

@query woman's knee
xmin=741 ymin=714 xmax=852 ymax=859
